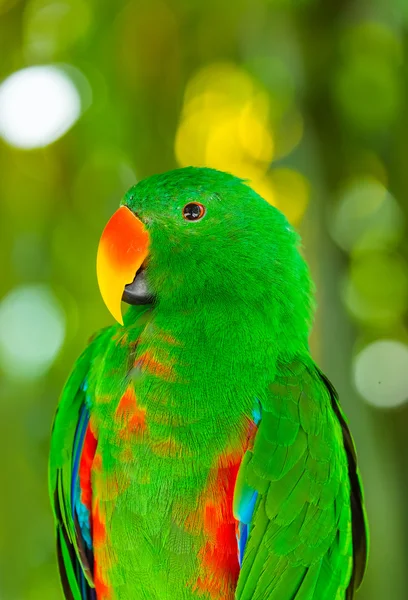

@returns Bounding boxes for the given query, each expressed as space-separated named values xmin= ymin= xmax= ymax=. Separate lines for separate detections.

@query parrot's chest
xmin=91 ymin=415 xmax=248 ymax=600
xmin=89 ymin=328 xmax=261 ymax=598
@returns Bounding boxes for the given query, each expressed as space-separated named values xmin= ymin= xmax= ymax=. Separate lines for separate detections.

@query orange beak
xmin=97 ymin=206 xmax=150 ymax=325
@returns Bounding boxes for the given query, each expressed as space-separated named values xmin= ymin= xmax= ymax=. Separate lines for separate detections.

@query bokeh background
xmin=1 ymin=0 xmax=407 ymax=598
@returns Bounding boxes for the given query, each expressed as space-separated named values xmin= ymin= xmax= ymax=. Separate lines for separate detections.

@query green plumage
xmin=49 ymin=167 xmax=368 ymax=600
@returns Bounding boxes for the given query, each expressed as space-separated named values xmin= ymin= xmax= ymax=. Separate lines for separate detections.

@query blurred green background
xmin=1 ymin=0 xmax=407 ymax=598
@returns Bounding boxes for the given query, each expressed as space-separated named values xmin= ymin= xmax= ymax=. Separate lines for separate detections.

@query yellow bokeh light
xmin=238 ymin=101 xmax=274 ymax=163
xmin=271 ymin=168 xmax=310 ymax=224
xmin=175 ymin=110 xmax=209 ymax=167
xmin=182 ymin=62 xmax=255 ymax=110
xmin=247 ymin=173 xmax=276 ymax=207
xmin=175 ymin=61 xmax=275 ymax=185
xmin=205 ymin=115 xmax=249 ymax=173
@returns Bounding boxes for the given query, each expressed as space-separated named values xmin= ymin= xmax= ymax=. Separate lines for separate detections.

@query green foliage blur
xmin=1 ymin=0 xmax=408 ymax=598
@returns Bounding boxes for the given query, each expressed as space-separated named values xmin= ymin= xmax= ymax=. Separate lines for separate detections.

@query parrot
xmin=49 ymin=166 xmax=368 ymax=600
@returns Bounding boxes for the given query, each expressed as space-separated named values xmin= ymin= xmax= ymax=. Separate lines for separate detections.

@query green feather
xmin=235 ymin=360 xmax=367 ymax=599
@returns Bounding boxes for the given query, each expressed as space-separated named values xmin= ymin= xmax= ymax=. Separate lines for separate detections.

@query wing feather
xmin=49 ymin=329 xmax=112 ymax=600
xmin=234 ymin=359 xmax=368 ymax=599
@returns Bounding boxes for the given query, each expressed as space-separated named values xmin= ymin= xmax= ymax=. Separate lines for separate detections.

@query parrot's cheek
xmin=122 ymin=261 xmax=156 ymax=306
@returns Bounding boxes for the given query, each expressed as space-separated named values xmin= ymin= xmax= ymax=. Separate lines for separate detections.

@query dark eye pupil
xmin=183 ymin=203 xmax=203 ymax=220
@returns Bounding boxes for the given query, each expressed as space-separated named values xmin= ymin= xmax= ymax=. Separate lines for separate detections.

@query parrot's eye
xmin=182 ymin=202 xmax=206 ymax=221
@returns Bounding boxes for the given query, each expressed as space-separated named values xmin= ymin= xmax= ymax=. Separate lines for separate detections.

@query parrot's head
xmin=97 ymin=166 xmax=313 ymax=333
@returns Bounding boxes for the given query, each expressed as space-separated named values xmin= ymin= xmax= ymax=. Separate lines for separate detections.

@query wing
xmin=49 ymin=329 xmax=111 ymax=600
xmin=233 ymin=359 xmax=368 ymax=600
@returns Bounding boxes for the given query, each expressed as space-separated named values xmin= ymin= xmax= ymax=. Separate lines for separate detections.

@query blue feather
xmin=236 ymin=402 xmax=261 ymax=567
xmin=71 ymin=395 xmax=93 ymax=550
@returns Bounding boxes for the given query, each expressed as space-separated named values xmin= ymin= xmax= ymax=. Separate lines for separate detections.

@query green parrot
xmin=49 ymin=167 xmax=368 ymax=600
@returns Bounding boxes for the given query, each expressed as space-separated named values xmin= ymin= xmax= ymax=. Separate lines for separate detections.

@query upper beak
xmin=97 ymin=206 xmax=150 ymax=324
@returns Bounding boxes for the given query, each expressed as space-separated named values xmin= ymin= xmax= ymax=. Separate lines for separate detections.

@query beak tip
xmin=109 ymin=303 xmax=124 ymax=326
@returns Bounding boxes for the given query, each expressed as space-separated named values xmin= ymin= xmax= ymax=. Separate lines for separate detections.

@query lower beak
xmin=122 ymin=259 xmax=155 ymax=306
xmin=96 ymin=206 xmax=150 ymax=324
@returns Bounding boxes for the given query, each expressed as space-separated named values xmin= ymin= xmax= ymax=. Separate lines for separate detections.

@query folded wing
xmin=49 ymin=332 xmax=111 ymax=600
xmin=234 ymin=359 xmax=368 ymax=600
